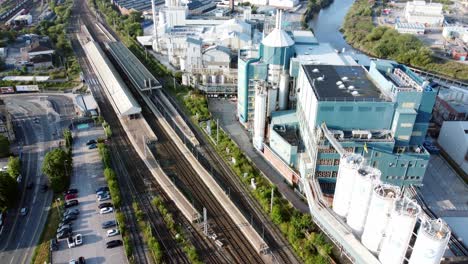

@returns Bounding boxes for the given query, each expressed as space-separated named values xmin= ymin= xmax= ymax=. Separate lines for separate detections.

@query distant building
xmin=395 ymin=23 xmax=425 ymax=35
xmin=75 ymin=94 xmax=99 ymax=117
xmin=450 ymin=46 xmax=467 ymax=61
xmin=438 ymin=121 xmax=468 ymax=174
xmin=442 ymin=26 xmax=468 ymax=43
xmin=404 ymin=0 xmax=444 ymax=26
xmin=433 ymin=88 xmax=468 ymax=132
xmin=20 ymin=38 xmax=55 ymax=68
xmin=0 ymin=99 xmax=15 ymax=142
xmin=296 ymin=60 xmax=437 ymax=187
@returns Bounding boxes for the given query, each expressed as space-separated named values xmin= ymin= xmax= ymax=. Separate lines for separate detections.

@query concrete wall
xmin=438 ymin=121 xmax=468 ymax=173
xmin=263 ymin=144 xmax=300 ymax=185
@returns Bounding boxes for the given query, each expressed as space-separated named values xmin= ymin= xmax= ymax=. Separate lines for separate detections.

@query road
xmin=0 ymin=94 xmax=75 ymax=264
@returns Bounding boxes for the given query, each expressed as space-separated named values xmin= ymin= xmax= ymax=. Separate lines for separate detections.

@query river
xmin=308 ymin=0 xmax=356 ymax=52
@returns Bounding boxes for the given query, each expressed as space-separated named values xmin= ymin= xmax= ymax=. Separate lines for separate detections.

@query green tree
xmin=42 ymin=148 xmax=71 ymax=192
xmin=7 ymin=156 xmax=21 ymax=179
xmin=0 ymin=171 xmax=18 ymax=208
xmin=0 ymin=135 xmax=10 ymax=158
xmin=63 ymin=129 xmax=73 ymax=149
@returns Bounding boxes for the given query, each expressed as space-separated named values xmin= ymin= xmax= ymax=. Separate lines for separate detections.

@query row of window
xmin=319 ymin=106 xmax=388 ymax=112
xmin=388 ymin=162 xmax=426 ymax=168
xmin=386 ymin=175 xmax=421 ymax=180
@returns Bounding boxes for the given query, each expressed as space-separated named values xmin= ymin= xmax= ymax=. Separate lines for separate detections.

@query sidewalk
xmin=208 ymin=99 xmax=309 ymax=213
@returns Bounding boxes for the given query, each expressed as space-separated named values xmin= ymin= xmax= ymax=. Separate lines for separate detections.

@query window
xmin=320 ymin=106 xmax=334 ymax=112
xmin=374 ymin=152 xmax=381 ymax=158
xmin=376 ymin=107 xmax=386 ymax=112
xmin=412 ymin=131 xmax=422 ymax=136
xmin=398 ymin=135 xmax=410 ymax=140
xmin=372 ymin=161 xmax=379 ymax=168
xmin=408 ymin=162 xmax=414 ymax=167
xmin=339 ymin=106 xmax=353 ymax=112
xmin=400 ymin=123 xmax=413 ymax=128
xmin=358 ymin=107 xmax=372 ymax=112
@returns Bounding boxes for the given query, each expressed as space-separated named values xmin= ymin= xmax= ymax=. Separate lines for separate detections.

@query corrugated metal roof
xmin=83 ymin=41 xmax=141 ymax=117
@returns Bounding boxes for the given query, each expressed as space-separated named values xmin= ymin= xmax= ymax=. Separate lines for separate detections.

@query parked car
xmin=58 ymin=221 xmax=71 ymax=229
xmin=57 ymin=224 xmax=71 ymax=233
xmin=106 ymin=229 xmax=119 ymax=237
xmin=50 ymin=238 xmax=58 ymax=251
xmin=101 ymin=220 xmax=117 ymax=229
xmin=78 ymin=256 xmax=86 ymax=264
xmin=64 ymin=208 xmax=80 ymax=216
xmin=98 ymin=194 xmax=111 ymax=202
xmin=98 ymin=202 xmax=113 ymax=209
xmin=95 ymin=186 xmax=109 ymax=193
xmin=100 ymin=207 xmax=113 ymax=214
xmin=62 ymin=215 xmax=77 ymax=224
xmin=86 ymin=139 xmax=97 ymax=145
xmin=57 ymin=229 xmax=72 ymax=239
xmin=64 ymin=200 xmax=79 ymax=208
xmin=64 ymin=214 xmax=78 ymax=221
xmin=41 ymin=184 xmax=48 ymax=192
xmin=67 ymin=236 xmax=75 ymax=248
xmin=65 ymin=188 xmax=79 ymax=195
xmin=88 ymin=143 xmax=97 ymax=149
xmin=96 ymin=190 xmax=108 ymax=197
xmin=20 ymin=208 xmax=28 ymax=216
xmin=65 ymin=194 xmax=78 ymax=200
xmin=74 ymin=234 xmax=83 ymax=246
xmin=106 ymin=240 xmax=122 ymax=248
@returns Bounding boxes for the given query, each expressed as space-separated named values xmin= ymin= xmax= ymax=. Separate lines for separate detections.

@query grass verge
xmin=31 ymin=196 xmax=63 ymax=264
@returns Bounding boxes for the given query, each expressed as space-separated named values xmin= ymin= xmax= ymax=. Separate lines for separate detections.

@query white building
xmin=395 ymin=23 xmax=425 ymax=35
xmin=438 ymin=121 xmax=468 ymax=174
xmin=404 ymin=0 xmax=444 ymax=26
xmin=442 ymin=26 xmax=468 ymax=43
xmin=202 ymin=45 xmax=231 ymax=69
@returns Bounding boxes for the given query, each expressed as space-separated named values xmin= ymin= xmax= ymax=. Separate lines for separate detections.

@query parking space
xmin=52 ymin=124 xmax=126 ymax=264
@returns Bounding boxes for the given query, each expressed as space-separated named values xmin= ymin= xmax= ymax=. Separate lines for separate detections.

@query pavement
xmin=52 ymin=125 xmax=126 ymax=264
xmin=208 ymin=98 xmax=309 ymax=213
xmin=420 ymin=154 xmax=468 ymax=217
xmin=0 ymin=94 xmax=75 ymax=264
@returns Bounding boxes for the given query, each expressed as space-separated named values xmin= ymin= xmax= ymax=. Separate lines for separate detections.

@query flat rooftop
xmin=302 ymin=64 xmax=387 ymax=101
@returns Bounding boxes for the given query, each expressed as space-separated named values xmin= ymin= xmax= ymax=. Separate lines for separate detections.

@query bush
xmin=42 ymin=148 xmax=71 ymax=192
xmin=0 ymin=171 xmax=18 ymax=208
xmin=7 ymin=156 xmax=21 ymax=179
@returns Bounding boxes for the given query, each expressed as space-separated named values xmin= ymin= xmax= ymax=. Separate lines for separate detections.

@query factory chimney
xmin=151 ymin=0 xmax=159 ymax=52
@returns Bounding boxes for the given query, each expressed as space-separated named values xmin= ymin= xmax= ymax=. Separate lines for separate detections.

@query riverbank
xmin=301 ymin=0 xmax=334 ymax=28
xmin=341 ymin=0 xmax=468 ymax=81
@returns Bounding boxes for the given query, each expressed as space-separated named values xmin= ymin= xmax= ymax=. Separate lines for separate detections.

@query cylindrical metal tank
xmin=361 ymin=184 xmax=400 ymax=253
xmin=267 ymin=87 xmax=278 ymax=117
xmin=202 ymin=74 xmax=208 ymax=84
xmin=332 ymin=154 xmax=363 ymax=218
xmin=409 ymin=218 xmax=450 ymax=264
xmin=278 ymin=72 xmax=289 ymax=110
xmin=181 ymin=74 xmax=189 ymax=86
xmin=253 ymin=88 xmax=267 ymax=151
xmin=219 ymin=74 xmax=225 ymax=84
xmin=346 ymin=166 xmax=380 ymax=235
xmin=211 ymin=75 xmax=217 ymax=84
xmin=379 ymin=197 xmax=421 ymax=264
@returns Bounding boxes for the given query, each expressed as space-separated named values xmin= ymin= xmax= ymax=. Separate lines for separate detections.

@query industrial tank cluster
xmin=333 ymin=154 xmax=450 ymax=264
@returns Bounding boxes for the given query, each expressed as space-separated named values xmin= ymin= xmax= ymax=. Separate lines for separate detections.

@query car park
xmin=106 ymin=240 xmax=122 ymax=248
xmin=100 ymin=207 xmax=113 ymax=214
xmin=98 ymin=194 xmax=111 ymax=201
xmin=67 ymin=236 xmax=75 ymax=248
xmin=98 ymin=202 xmax=112 ymax=209
xmin=106 ymin=229 xmax=119 ymax=237
xmin=96 ymin=190 xmax=108 ymax=197
xmin=20 ymin=207 xmax=28 ymax=216
xmin=65 ymin=200 xmax=79 ymax=208
xmin=65 ymin=193 xmax=78 ymax=200
xmin=86 ymin=139 xmax=97 ymax=145
xmin=74 ymin=234 xmax=83 ymax=246
xmin=101 ymin=220 xmax=117 ymax=229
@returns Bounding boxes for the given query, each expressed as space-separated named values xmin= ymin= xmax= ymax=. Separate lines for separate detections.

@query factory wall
xmin=263 ymin=144 xmax=300 ymax=185
xmin=269 ymin=128 xmax=298 ymax=166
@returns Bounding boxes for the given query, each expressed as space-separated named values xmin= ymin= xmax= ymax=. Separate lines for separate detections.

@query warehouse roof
xmin=302 ymin=64 xmax=387 ymax=101
xmin=83 ymin=41 xmax=141 ymax=116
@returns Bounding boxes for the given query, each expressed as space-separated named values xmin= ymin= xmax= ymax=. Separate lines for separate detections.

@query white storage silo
xmin=379 ymin=197 xmax=421 ymax=264
xmin=267 ymin=86 xmax=278 ymax=117
xmin=278 ymin=72 xmax=289 ymax=110
xmin=361 ymin=184 xmax=400 ymax=253
xmin=332 ymin=154 xmax=363 ymax=218
xmin=219 ymin=74 xmax=225 ymax=84
xmin=181 ymin=74 xmax=189 ymax=86
xmin=346 ymin=166 xmax=381 ymax=235
xmin=408 ymin=218 xmax=450 ymax=264
xmin=211 ymin=75 xmax=217 ymax=84
xmin=202 ymin=74 xmax=208 ymax=84
xmin=253 ymin=88 xmax=267 ymax=151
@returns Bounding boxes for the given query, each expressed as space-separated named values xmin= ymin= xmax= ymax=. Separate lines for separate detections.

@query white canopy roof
xmin=262 ymin=28 xmax=294 ymax=48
